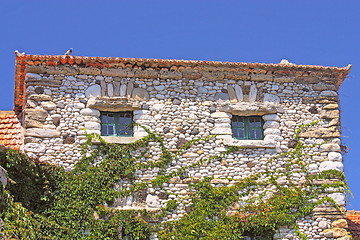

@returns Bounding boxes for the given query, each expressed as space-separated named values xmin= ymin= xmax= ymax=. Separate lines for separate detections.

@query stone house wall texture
xmin=14 ymin=54 xmax=351 ymax=239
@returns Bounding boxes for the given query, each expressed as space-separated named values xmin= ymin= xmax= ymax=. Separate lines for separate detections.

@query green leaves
xmin=0 ymin=122 xmax=350 ymax=239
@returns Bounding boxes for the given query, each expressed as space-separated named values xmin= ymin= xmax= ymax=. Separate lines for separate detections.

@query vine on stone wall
xmin=0 ymin=123 xmax=348 ymax=239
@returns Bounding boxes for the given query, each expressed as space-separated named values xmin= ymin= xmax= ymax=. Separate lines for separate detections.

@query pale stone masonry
xmin=13 ymin=54 xmax=351 ymax=239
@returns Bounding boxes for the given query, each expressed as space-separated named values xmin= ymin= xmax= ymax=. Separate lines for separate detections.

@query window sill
xmin=221 ymin=137 xmax=276 ymax=148
xmin=93 ymin=135 xmax=147 ymax=144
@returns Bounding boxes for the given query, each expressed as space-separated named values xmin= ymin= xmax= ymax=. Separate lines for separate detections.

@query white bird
xmin=64 ymin=48 xmax=73 ymax=55
xmin=14 ymin=50 xmax=25 ymax=57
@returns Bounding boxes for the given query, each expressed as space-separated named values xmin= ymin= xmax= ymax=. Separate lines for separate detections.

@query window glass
xmin=232 ymin=116 xmax=264 ymax=140
xmin=100 ymin=111 xmax=133 ymax=137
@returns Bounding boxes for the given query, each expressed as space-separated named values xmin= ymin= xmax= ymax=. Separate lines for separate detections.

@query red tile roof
xmin=0 ymin=111 xmax=22 ymax=150
xmin=14 ymin=54 xmax=352 ymax=112
xmin=347 ymin=210 xmax=360 ymax=239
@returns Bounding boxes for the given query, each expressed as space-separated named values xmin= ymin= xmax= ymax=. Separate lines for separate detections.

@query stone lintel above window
xmin=219 ymin=135 xmax=276 ymax=148
xmin=87 ymin=97 xmax=142 ymax=112
xmin=219 ymin=102 xmax=281 ymax=116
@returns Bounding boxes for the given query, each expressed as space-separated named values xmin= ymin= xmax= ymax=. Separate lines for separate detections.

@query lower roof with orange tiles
xmin=347 ymin=211 xmax=360 ymax=238
xmin=0 ymin=111 xmax=22 ymax=150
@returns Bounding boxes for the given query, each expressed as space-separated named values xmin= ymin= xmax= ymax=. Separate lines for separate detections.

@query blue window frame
xmin=100 ymin=111 xmax=133 ymax=137
xmin=232 ymin=116 xmax=264 ymax=140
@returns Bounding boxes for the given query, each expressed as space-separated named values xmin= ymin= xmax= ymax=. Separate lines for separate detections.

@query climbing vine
xmin=0 ymin=122 xmax=348 ymax=239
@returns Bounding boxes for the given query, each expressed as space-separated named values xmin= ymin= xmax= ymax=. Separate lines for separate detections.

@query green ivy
xmin=0 ymin=123 xmax=349 ymax=239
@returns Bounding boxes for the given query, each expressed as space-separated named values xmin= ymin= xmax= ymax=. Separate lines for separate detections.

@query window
xmin=100 ymin=111 xmax=133 ymax=137
xmin=231 ymin=116 xmax=264 ymax=140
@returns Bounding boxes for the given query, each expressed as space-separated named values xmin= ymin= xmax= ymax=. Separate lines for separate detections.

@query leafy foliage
xmin=0 ymin=123 xmax=348 ymax=239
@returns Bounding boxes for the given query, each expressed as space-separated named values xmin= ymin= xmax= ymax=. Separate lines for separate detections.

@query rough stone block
xmin=263 ymin=93 xmax=280 ymax=104
xmin=210 ymin=112 xmax=231 ymax=118
xmin=80 ymin=108 xmax=100 ymax=117
xmin=132 ymin=88 xmax=150 ymax=101
xmin=25 ymin=128 xmax=61 ymax=138
xmin=328 ymin=152 xmax=342 ymax=161
xmin=319 ymin=161 xmax=343 ymax=172
xmin=25 ymin=109 xmax=48 ymax=122
xmin=24 ymin=143 xmax=46 ymax=153
xmin=331 ymin=219 xmax=348 ymax=229
xmin=85 ymin=85 xmax=101 ymax=98
xmin=227 ymin=85 xmax=237 ymax=103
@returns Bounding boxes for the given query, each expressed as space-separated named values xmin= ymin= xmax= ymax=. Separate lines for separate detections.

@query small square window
xmin=100 ymin=111 xmax=133 ymax=137
xmin=232 ymin=116 xmax=264 ymax=140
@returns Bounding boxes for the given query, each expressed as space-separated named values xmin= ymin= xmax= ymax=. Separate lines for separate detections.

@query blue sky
xmin=0 ymin=1 xmax=359 ymax=209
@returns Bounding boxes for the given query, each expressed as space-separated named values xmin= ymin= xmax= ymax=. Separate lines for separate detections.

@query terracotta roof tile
xmin=0 ymin=111 xmax=22 ymax=150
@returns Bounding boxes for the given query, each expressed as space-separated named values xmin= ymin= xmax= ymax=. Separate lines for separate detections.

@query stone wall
xmin=21 ymin=61 xmax=347 ymax=239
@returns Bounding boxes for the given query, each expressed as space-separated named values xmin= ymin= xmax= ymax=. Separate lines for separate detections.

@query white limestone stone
xmin=198 ymin=87 xmax=208 ymax=94
xmin=211 ymin=128 xmax=232 ymax=135
xmin=0 ymin=166 xmax=7 ymax=186
xmin=328 ymin=193 xmax=345 ymax=205
xmin=73 ymin=103 xmax=85 ymax=109
xmin=320 ymin=90 xmax=337 ymax=97
xmin=210 ymin=112 xmax=231 ymax=118
xmin=132 ymin=88 xmax=150 ymax=101
xmin=152 ymin=104 xmax=165 ymax=112
xmin=264 ymin=135 xmax=283 ymax=142
xmin=320 ymin=143 xmax=341 ymax=152
xmin=76 ymin=93 xmax=85 ymax=98
xmin=319 ymin=161 xmax=343 ymax=172
xmin=262 ymin=114 xmax=279 ymax=121
xmin=24 ymin=143 xmax=46 ymax=153
xmin=249 ymin=85 xmax=257 ymax=102
xmin=146 ymin=194 xmax=160 ymax=208
xmin=308 ymin=163 xmax=318 ymax=171
xmin=80 ymin=108 xmax=100 ymax=117
xmin=264 ymin=128 xmax=281 ymax=136
xmin=318 ymin=220 xmax=329 ymax=229
xmin=41 ymin=102 xmax=56 ymax=111
xmin=284 ymin=121 xmax=296 ymax=127
xmin=234 ymin=84 xmax=243 ymax=102
xmin=25 ymin=128 xmax=61 ymax=138
xmin=107 ymin=83 xmax=114 ymax=97
xmin=85 ymin=85 xmax=101 ymax=98
xmin=328 ymin=152 xmax=342 ymax=161
xmin=263 ymin=93 xmax=280 ymax=104
xmin=263 ymin=121 xmax=280 ymax=129
xmin=84 ymin=122 xmax=100 ymax=130
xmin=127 ymin=82 xmax=134 ymax=98
xmin=26 ymin=73 xmax=42 ymax=80
xmin=154 ymin=85 xmax=165 ymax=91
xmin=134 ymin=110 xmax=151 ymax=115
xmin=119 ymin=84 xmax=127 ymax=96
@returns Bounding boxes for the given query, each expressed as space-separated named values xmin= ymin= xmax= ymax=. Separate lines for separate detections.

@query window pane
xmin=249 ymin=117 xmax=262 ymax=127
xmin=232 ymin=116 xmax=264 ymax=140
xmin=101 ymin=124 xmax=115 ymax=136
xmin=101 ymin=113 xmax=115 ymax=124
xmin=118 ymin=111 xmax=133 ymax=136
xmin=233 ymin=120 xmax=244 ymax=127
xmin=233 ymin=128 xmax=245 ymax=139
xmin=249 ymin=128 xmax=262 ymax=139
xmin=107 ymin=125 xmax=114 ymax=135
xmin=122 ymin=117 xmax=132 ymax=125
xmin=101 ymin=111 xmax=134 ymax=136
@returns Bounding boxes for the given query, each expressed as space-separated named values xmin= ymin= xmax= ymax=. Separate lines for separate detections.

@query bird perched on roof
xmin=14 ymin=50 xmax=25 ymax=57
xmin=64 ymin=48 xmax=73 ymax=56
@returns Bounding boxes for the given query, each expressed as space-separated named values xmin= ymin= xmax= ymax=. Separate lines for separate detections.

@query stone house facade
xmin=9 ymin=53 xmax=352 ymax=239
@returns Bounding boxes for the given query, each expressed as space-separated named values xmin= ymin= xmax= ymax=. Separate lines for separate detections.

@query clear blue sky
xmin=0 ymin=1 xmax=359 ymax=209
